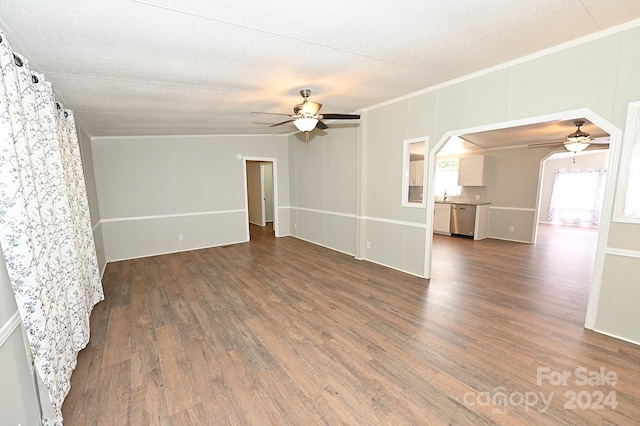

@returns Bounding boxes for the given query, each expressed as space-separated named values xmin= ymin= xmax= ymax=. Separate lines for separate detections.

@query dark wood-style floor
xmin=62 ymin=224 xmax=640 ymax=425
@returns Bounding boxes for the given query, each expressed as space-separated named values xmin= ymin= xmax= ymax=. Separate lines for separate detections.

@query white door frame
xmin=243 ymin=156 xmax=279 ymax=239
xmin=258 ymin=163 xmax=267 ymax=227
xmin=423 ymin=108 xmax=622 ymax=330
xmin=261 ymin=162 xmax=275 ymax=224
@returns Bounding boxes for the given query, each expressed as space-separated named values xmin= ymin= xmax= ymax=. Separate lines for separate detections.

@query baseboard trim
xmin=291 ymin=235 xmax=425 ymax=278
xmin=106 ymin=238 xmax=249 ymax=263
xmin=592 ymin=328 xmax=640 ymax=347
xmin=360 ymin=257 xmax=426 ymax=279
xmin=291 ymin=235 xmax=355 ymax=257
xmin=486 ymin=235 xmax=533 ymax=244
xmin=490 ymin=206 xmax=536 ymax=212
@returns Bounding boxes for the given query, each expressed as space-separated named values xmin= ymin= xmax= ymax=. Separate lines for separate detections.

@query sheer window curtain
xmin=548 ymin=169 xmax=607 ymax=225
xmin=0 ymin=31 xmax=103 ymax=425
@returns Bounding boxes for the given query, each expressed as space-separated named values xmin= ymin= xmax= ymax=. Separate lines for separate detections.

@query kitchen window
xmin=434 ymin=158 xmax=462 ymax=199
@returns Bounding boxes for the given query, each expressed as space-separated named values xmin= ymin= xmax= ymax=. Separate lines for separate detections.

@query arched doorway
xmin=423 ymin=108 xmax=622 ymax=329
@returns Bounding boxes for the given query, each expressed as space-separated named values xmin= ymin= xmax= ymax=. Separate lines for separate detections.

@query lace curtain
xmin=548 ymin=169 xmax=606 ymax=225
xmin=0 ymin=31 xmax=103 ymax=425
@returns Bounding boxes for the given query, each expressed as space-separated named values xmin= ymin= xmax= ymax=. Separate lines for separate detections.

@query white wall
xmin=483 ymin=147 xmax=550 ymax=242
xmin=289 ymin=126 xmax=359 ymax=256
xmin=92 ymin=134 xmax=289 ymax=261
xmin=77 ymin=123 xmax=106 ymax=274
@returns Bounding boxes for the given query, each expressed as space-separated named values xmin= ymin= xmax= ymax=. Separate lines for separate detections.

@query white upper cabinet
xmin=458 ymin=155 xmax=486 ymax=186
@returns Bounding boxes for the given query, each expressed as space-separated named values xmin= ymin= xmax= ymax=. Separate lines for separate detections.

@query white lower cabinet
xmin=434 ymin=203 xmax=451 ymax=234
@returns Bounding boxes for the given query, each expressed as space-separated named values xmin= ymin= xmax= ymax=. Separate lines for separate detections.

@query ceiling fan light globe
xmin=566 ymin=135 xmax=591 ymax=144
xmin=294 ymin=117 xmax=318 ymax=132
xmin=564 ymin=141 xmax=590 ymax=152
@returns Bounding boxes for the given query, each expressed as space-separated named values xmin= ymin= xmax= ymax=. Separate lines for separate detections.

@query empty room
xmin=2 ymin=2 xmax=640 ymax=425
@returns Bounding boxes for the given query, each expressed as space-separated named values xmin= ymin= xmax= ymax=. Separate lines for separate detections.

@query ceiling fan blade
xmin=270 ymin=119 xmax=295 ymax=127
xmin=320 ymin=113 xmax=360 ymax=120
xmin=252 ymin=111 xmax=291 ymax=116
xmin=316 ymin=121 xmax=328 ymax=130
xmin=527 ymin=141 xmax=564 ymax=148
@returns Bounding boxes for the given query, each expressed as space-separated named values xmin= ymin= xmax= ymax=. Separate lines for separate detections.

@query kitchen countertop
xmin=435 ymin=201 xmax=491 ymax=205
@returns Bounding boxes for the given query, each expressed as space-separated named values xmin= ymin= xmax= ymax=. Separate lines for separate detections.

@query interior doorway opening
xmin=244 ymin=157 xmax=279 ymax=240
xmin=424 ymin=108 xmax=621 ymax=330
xmin=535 ymin=150 xmax=609 ymax=241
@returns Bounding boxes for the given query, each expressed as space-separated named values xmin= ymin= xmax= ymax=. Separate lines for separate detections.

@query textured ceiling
xmin=1 ymin=1 xmax=640 ymax=137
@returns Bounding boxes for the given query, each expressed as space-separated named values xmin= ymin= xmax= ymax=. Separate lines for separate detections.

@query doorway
xmin=424 ymin=109 xmax=621 ymax=330
xmin=537 ymin=150 xmax=608 ymax=232
xmin=244 ymin=157 xmax=279 ymax=240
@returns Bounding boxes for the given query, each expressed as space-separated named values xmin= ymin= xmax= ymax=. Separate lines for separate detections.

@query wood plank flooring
xmin=62 ymin=224 xmax=640 ymax=425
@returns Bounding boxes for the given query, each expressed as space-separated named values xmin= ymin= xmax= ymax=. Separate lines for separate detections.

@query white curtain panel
xmin=548 ymin=169 xmax=606 ymax=225
xmin=0 ymin=31 xmax=103 ymax=425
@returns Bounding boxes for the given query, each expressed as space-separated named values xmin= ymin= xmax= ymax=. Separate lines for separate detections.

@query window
xmin=548 ymin=169 xmax=606 ymax=225
xmin=402 ymin=137 xmax=428 ymax=207
xmin=434 ymin=158 xmax=462 ymax=199
xmin=622 ymin=103 xmax=640 ymax=217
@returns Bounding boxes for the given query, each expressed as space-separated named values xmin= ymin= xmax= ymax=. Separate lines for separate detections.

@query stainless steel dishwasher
xmin=450 ymin=203 xmax=476 ymax=237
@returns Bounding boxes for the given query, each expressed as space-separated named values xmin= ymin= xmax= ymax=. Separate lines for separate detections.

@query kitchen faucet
xmin=444 ymin=190 xmax=448 ymax=201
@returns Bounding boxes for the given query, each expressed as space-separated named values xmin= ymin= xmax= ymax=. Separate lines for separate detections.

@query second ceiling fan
xmin=254 ymin=89 xmax=360 ymax=133
xmin=528 ymin=120 xmax=610 ymax=152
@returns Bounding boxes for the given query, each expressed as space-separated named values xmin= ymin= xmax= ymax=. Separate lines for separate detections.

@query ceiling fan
xmin=528 ymin=120 xmax=609 ymax=152
xmin=253 ymin=89 xmax=360 ymax=133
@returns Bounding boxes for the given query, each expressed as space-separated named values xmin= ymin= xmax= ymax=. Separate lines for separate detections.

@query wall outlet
xmin=509 ymin=226 xmax=514 ymax=232
xmin=475 ymin=194 xmax=480 ymax=200
xmin=178 ymin=234 xmax=184 ymax=242
xmin=366 ymin=241 xmax=371 ymax=249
